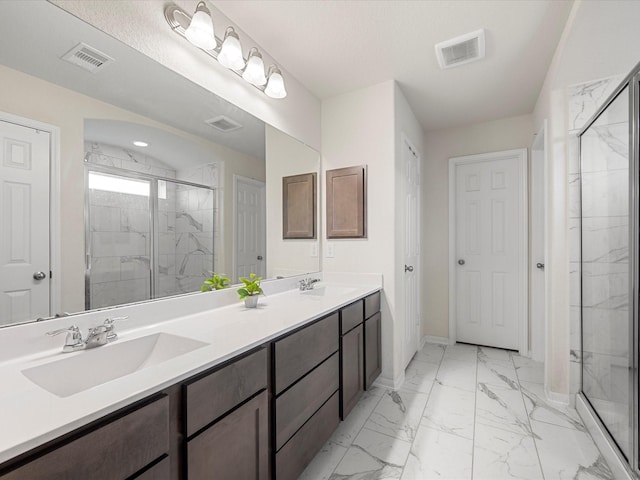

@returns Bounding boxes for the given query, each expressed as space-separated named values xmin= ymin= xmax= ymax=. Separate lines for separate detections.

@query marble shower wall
xmin=171 ymin=164 xmax=217 ymax=296
xmin=84 ymin=143 xmax=218 ymax=307
xmin=569 ymin=77 xmax=631 ymax=456
xmin=567 ymin=75 xmax=623 ymax=401
xmin=85 ymin=141 xmax=178 ymax=309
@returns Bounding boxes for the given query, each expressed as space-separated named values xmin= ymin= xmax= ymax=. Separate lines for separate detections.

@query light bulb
xmin=265 ymin=67 xmax=287 ymax=99
xmin=242 ymin=49 xmax=267 ymax=86
xmin=218 ymin=27 xmax=245 ymax=70
xmin=185 ymin=2 xmax=216 ymax=51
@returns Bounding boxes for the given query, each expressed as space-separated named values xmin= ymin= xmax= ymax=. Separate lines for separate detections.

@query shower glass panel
xmin=86 ymin=171 xmax=152 ymax=310
xmin=87 ymin=171 xmax=215 ymax=310
xmin=157 ymin=180 xmax=215 ymax=299
xmin=580 ymin=86 xmax=631 ymax=459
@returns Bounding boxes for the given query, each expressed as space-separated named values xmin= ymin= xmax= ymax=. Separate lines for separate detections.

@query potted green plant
xmin=237 ymin=273 xmax=264 ymax=308
xmin=201 ymin=273 xmax=230 ymax=292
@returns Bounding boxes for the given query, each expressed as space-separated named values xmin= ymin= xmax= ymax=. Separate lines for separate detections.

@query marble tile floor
xmin=300 ymin=342 xmax=614 ymax=480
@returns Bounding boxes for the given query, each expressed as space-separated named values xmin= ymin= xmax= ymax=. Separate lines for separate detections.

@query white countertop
xmin=0 ymin=278 xmax=381 ymax=464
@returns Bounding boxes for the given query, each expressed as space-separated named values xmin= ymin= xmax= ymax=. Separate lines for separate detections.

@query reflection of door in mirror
xmin=85 ymin=145 xmax=217 ymax=310
xmin=0 ymin=119 xmax=51 ymax=325
xmin=234 ymin=176 xmax=266 ymax=283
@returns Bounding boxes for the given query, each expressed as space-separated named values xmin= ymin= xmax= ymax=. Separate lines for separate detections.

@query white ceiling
xmin=214 ymin=0 xmax=574 ymax=131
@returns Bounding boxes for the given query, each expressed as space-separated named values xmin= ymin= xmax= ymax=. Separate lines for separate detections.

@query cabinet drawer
xmin=185 ymin=347 xmax=267 ymax=437
xmin=187 ymin=391 xmax=268 ymax=480
xmin=1 ymin=395 xmax=169 ymax=480
xmin=340 ymin=299 xmax=364 ymax=334
xmin=274 ymin=313 xmax=339 ymax=394
xmin=133 ymin=456 xmax=170 ymax=480
xmin=276 ymin=352 xmax=339 ymax=450
xmin=364 ymin=291 xmax=381 ymax=319
xmin=275 ymin=392 xmax=340 ymax=480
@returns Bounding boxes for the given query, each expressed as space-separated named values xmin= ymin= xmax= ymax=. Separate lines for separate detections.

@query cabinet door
xmin=0 ymin=395 xmax=169 ymax=480
xmin=341 ymin=324 xmax=364 ymax=419
xmin=365 ymin=312 xmax=382 ymax=389
xmin=187 ymin=391 xmax=268 ymax=480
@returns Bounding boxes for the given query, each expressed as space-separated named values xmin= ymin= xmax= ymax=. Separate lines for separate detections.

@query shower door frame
xmin=84 ymin=164 xmax=215 ymax=310
xmin=577 ymin=61 xmax=640 ymax=478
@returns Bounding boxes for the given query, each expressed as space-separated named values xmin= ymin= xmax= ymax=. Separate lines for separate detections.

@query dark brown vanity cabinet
xmin=0 ymin=290 xmax=382 ymax=480
xmin=184 ymin=347 xmax=269 ymax=480
xmin=273 ymin=312 xmax=340 ymax=480
xmin=0 ymin=395 xmax=171 ymax=480
xmin=364 ymin=292 xmax=382 ymax=389
xmin=340 ymin=300 xmax=364 ymax=419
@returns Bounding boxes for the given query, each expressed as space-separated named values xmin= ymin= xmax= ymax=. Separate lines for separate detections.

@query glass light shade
xmin=242 ymin=50 xmax=267 ymax=86
xmin=218 ymin=29 xmax=245 ymax=70
xmin=185 ymin=2 xmax=216 ymax=50
xmin=265 ymin=69 xmax=287 ymax=99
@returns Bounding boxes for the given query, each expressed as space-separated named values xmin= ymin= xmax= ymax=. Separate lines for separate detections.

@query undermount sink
xmin=301 ymin=285 xmax=358 ymax=297
xmin=22 ymin=333 xmax=208 ymax=398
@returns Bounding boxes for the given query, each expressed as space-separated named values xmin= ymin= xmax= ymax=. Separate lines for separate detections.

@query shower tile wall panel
xmin=573 ymin=79 xmax=631 ymax=457
xmin=89 ymin=190 xmax=151 ymax=309
xmin=173 ymin=164 xmax=218 ymax=296
xmin=566 ymin=75 xmax=623 ymax=402
xmin=86 ymin=142 xmax=177 ymax=308
xmin=85 ymin=142 xmax=177 ymax=179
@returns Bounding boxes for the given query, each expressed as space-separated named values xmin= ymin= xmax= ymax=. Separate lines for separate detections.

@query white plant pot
xmin=244 ymin=296 xmax=259 ymax=308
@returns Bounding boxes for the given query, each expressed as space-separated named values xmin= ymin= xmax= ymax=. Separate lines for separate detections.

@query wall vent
xmin=435 ymin=29 xmax=485 ymax=69
xmin=61 ymin=43 xmax=114 ymax=73
xmin=205 ymin=116 xmax=243 ymax=133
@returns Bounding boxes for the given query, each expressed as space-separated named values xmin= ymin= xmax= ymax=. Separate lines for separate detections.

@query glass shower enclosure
xmin=579 ymin=63 xmax=639 ymax=475
xmin=85 ymin=167 xmax=215 ymax=310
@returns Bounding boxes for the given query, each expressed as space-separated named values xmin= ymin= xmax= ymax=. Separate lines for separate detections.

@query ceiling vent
xmin=61 ymin=43 xmax=114 ymax=73
xmin=435 ymin=29 xmax=485 ymax=69
xmin=205 ymin=116 xmax=243 ymax=133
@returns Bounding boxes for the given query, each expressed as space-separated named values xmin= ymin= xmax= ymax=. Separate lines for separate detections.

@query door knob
xmin=257 ymin=255 xmax=263 ymax=261
xmin=536 ymin=263 xmax=545 ymax=270
xmin=33 ymin=271 xmax=47 ymax=280
xmin=458 ymin=259 xmax=465 ymax=265
xmin=404 ymin=265 xmax=414 ymax=272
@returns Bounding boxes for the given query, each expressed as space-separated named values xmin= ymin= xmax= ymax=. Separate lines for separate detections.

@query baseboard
xmin=423 ymin=335 xmax=451 ymax=345
xmin=576 ymin=394 xmax=634 ymax=480
xmin=374 ymin=371 xmax=406 ymax=391
xmin=544 ymin=386 xmax=570 ymax=406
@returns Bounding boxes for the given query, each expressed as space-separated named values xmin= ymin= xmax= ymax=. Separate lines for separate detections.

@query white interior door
xmin=403 ymin=138 xmax=421 ymax=368
xmin=452 ymin=150 xmax=526 ymax=351
xmin=234 ymin=176 xmax=265 ymax=282
xmin=530 ymin=125 xmax=546 ymax=362
xmin=0 ymin=119 xmax=50 ymax=325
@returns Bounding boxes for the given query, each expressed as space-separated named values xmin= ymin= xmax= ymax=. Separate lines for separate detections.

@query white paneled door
xmin=452 ymin=150 xmax=527 ymax=351
xmin=403 ymin=137 xmax=421 ymax=368
xmin=0 ymin=120 xmax=50 ymax=325
xmin=234 ymin=176 xmax=266 ymax=282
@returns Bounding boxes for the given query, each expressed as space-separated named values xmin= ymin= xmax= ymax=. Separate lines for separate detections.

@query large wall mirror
xmin=0 ymin=1 xmax=320 ymax=327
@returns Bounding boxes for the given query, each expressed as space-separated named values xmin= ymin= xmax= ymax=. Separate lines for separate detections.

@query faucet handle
xmin=103 ymin=316 xmax=129 ymax=341
xmin=46 ymin=325 xmax=81 ymax=338
xmin=46 ymin=325 xmax=84 ymax=352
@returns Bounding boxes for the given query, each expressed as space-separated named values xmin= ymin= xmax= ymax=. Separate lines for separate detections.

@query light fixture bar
xmin=164 ymin=3 xmax=286 ymax=98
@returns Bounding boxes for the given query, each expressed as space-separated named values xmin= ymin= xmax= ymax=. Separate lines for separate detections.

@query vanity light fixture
xmin=217 ymin=27 xmax=245 ymax=70
xmin=132 ymin=141 xmax=149 ymax=147
xmin=165 ymin=3 xmax=287 ymax=98
xmin=242 ymin=48 xmax=267 ymax=86
xmin=264 ymin=66 xmax=287 ymax=99
xmin=184 ymin=1 xmax=216 ymax=51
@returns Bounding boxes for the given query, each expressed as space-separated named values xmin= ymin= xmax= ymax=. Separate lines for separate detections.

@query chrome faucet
xmin=299 ymin=278 xmax=321 ymax=291
xmin=46 ymin=316 xmax=129 ymax=353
